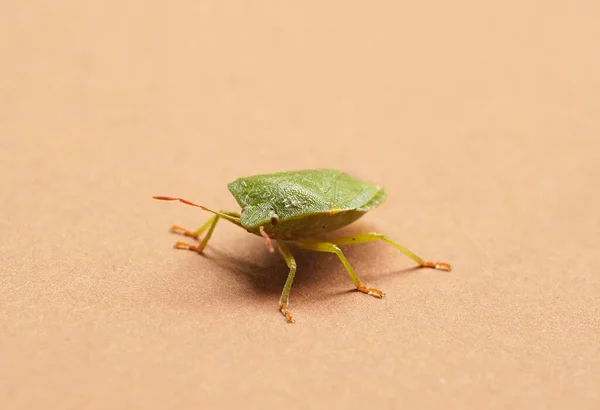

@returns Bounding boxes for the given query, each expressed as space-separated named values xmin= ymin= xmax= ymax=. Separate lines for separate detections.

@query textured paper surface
xmin=1 ymin=2 xmax=599 ymax=409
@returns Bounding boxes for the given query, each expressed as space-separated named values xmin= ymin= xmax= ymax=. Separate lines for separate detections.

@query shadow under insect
xmin=176 ymin=221 xmax=429 ymax=308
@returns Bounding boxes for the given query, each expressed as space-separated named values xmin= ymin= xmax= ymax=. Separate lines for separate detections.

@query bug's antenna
xmin=153 ymin=196 xmax=240 ymax=223
xmin=259 ymin=226 xmax=274 ymax=253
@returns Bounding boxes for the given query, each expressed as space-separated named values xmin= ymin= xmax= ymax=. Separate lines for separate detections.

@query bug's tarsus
xmin=357 ymin=285 xmax=385 ymax=298
xmin=420 ymin=261 xmax=452 ymax=271
xmin=170 ymin=225 xmax=199 ymax=239
xmin=174 ymin=241 xmax=204 ymax=253
xmin=280 ymin=305 xmax=295 ymax=323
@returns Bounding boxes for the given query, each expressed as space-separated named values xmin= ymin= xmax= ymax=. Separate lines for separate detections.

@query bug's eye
xmin=269 ymin=209 xmax=279 ymax=226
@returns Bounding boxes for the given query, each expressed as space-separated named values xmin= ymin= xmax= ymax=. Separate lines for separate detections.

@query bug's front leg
xmin=169 ymin=215 xmax=220 ymax=253
xmin=276 ymin=241 xmax=297 ymax=323
xmin=168 ymin=210 xmax=242 ymax=253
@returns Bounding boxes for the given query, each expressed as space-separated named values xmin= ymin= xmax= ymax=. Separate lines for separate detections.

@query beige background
xmin=1 ymin=1 xmax=599 ymax=409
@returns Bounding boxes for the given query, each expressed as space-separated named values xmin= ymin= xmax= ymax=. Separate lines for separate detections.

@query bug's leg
xmin=276 ymin=241 xmax=297 ymax=323
xmin=168 ymin=210 xmax=242 ymax=253
xmin=328 ymin=233 xmax=452 ymax=271
xmin=294 ymin=241 xmax=384 ymax=298
xmin=172 ymin=215 xmax=220 ymax=253
xmin=171 ymin=215 xmax=217 ymax=240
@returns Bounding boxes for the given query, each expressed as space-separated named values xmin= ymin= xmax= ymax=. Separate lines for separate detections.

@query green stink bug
xmin=154 ymin=169 xmax=451 ymax=323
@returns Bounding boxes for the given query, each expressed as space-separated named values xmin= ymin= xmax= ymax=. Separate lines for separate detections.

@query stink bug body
xmin=154 ymin=169 xmax=451 ymax=323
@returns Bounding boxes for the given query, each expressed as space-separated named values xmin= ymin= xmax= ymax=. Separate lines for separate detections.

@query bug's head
xmin=240 ymin=203 xmax=279 ymax=253
xmin=240 ymin=203 xmax=280 ymax=231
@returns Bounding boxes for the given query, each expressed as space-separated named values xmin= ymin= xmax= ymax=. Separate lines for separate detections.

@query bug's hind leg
xmin=328 ymin=233 xmax=452 ymax=271
xmin=276 ymin=241 xmax=297 ymax=323
xmin=294 ymin=241 xmax=384 ymax=298
xmin=169 ymin=210 xmax=241 ymax=253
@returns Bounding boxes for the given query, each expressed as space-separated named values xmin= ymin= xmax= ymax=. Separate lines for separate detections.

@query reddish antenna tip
xmin=152 ymin=196 xmax=202 ymax=208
